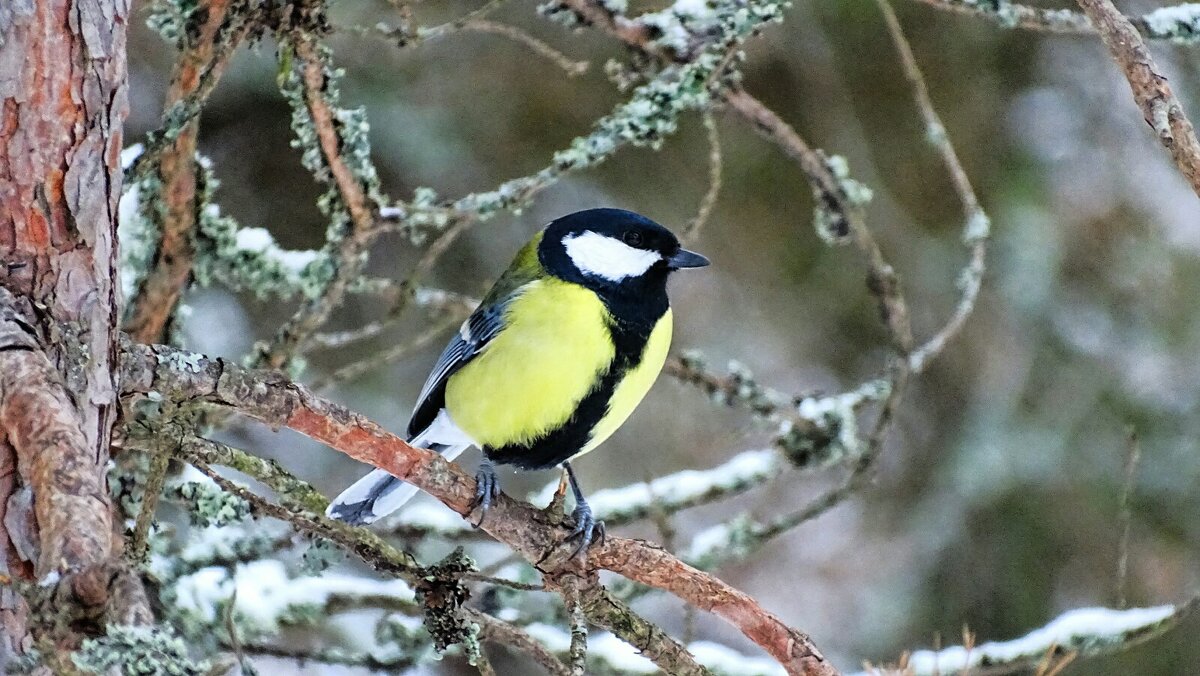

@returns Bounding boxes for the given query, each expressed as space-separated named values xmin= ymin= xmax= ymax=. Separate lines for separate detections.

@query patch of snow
xmin=852 ymin=605 xmax=1179 ymax=676
xmin=172 ymin=559 xmax=415 ymax=633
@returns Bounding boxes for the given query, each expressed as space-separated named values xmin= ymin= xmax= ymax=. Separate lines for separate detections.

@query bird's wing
xmin=406 ymin=231 xmax=546 ymax=439
xmin=407 ymin=302 xmax=507 ymax=435
xmin=407 ymin=289 xmax=540 ymax=439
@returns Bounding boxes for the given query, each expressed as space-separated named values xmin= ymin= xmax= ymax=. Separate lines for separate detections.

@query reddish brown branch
xmin=127 ymin=0 xmax=243 ymax=342
xmin=121 ymin=342 xmax=839 ymax=676
xmin=1075 ymin=0 xmax=1200 ymax=197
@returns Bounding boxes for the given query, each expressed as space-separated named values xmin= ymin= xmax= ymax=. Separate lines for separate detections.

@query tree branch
xmin=851 ymin=601 xmax=1195 ymax=676
xmin=909 ymin=0 xmax=1200 ymax=45
xmin=127 ymin=0 xmax=252 ymax=342
xmin=120 ymin=341 xmax=839 ymax=675
xmin=1076 ymin=0 xmax=1200 ymax=197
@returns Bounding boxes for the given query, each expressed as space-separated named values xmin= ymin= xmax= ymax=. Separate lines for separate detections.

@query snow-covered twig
xmin=852 ymin=602 xmax=1195 ymax=676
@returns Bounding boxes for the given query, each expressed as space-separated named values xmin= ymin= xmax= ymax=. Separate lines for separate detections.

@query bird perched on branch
xmin=327 ymin=208 xmax=709 ymax=554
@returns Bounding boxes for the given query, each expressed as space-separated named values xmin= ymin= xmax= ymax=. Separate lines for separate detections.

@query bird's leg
xmin=563 ymin=461 xmax=606 ymax=558
xmin=473 ymin=458 xmax=501 ymax=526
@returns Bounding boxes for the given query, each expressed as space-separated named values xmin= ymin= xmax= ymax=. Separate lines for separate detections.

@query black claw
xmin=565 ymin=503 xmax=605 ymax=559
xmin=561 ymin=461 xmax=604 ymax=559
xmin=472 ymin=460 xmax=500 ymax=527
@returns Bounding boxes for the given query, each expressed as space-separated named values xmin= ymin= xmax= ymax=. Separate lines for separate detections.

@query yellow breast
xmin=578 ymin=308 xmax=672 ymax=456
xmin=444 ymin=278 xmax=615 ymax=449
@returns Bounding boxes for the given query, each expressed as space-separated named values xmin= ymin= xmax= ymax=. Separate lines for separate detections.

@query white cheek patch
xmin=563 ymin=231 xmax=662 ymax=281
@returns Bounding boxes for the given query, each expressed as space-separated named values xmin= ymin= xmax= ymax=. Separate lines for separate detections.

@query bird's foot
xmin=564 ymin=501 xmax=606 ymax=560
xmin=472 ymin=460 xmax=500 ymax=527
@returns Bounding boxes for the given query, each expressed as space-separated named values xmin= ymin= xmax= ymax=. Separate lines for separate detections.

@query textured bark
xmin=0 ymin=0 xmax=133 ymax=651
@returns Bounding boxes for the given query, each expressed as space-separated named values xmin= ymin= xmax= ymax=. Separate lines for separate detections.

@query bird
xmin=326 ymin=208 xmax=709 ymax=554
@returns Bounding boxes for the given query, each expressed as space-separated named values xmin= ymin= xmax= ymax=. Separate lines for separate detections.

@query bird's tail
xmin=326 ymin=443 xmax=469 ymax=525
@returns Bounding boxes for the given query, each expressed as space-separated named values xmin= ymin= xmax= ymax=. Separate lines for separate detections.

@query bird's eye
xmin=622 ymin=230 xmax=643 ymax=247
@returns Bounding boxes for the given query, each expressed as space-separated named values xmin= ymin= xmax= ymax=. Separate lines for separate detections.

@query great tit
xmin=327 ymin=208 xmax=709 ymax=553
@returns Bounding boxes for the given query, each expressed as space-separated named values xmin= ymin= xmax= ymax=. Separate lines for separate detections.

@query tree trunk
xmin=0 ymin=0 xmax=131 ymax=659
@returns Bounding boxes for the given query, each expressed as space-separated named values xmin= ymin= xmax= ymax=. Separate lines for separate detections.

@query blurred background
xmin=126 ymin=0 xmax=1200 ymax=672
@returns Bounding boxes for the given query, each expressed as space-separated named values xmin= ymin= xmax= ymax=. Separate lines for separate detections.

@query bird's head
xmin=538 ymin=208 xmax=709 ymax=294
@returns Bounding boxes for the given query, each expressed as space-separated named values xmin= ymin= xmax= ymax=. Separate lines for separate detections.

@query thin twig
xmin=187 ymin=460 xmax=423 ymax=579
xmin=461 ymin=571 xmax=546 ymax=592
xmin=560 ymin=575 xmax=589 ymax=676
xmin=683 ymin=111 xmax=723 ymax=243
xmin=309 ymin=286 xmax=477 ymax=349
xmin=873 ymin=0 xmax=989 ymax=373
xmin=422 ymin=0 xmax=512 ymax=37
xmin=129 ymin=448 xmax=171 ymax=564
xmin=310 ymin=314 xmax=462 ymax=391
xmin=459 ymin=21 xmax=590 ymax=77
xmin=1116 ymin=426 xmax=1141 ymax=609
xmin=723 ymin=88 xmax=914 ymax=354
xmin=465 ymin=608 xmax=573 ymax=676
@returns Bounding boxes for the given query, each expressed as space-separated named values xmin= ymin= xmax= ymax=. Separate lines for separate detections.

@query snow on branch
xmin=171 ymin=559 xmax=416 ymax=637
xmin=852 ymin=602 xmax=1195 ymax=676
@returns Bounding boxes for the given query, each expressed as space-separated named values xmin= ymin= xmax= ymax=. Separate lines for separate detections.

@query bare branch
xmin=464 ymin=608 xmax=573 ymax=676
xmin=1116 ymin=427 xmax=1141 ymax=609
xmin=1076 ymin=0 xmax=1200 ymax=197
xmin=683 ymin=111 xmax=723 ymax=243
xmin=873 ymin=0 xmax=990 ymax=373
xmin=456 ymin=21 xmax=590 ymax=77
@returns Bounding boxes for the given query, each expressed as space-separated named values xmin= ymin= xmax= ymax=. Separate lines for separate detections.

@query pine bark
xmin=0 ymin=0 xmax=131 ymax=657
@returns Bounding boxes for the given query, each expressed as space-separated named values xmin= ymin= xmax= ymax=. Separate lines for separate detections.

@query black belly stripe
xmin=484 ymin=307 xmax=662 ymax=471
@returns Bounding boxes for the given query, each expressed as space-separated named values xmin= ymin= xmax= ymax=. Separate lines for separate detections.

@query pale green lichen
xmin=191 ymin=157 xmax=335 ymax=300
xmin=778 ymin=379 xmax=890 ymax=467
xmin=537 ymin=1 xmax=585 ymax=29
xmin=463 ymin=0 xmax=787 ymax=228
xmin=299 ymin=535 xmax=342 ymax=575
xmin=146 ymin=0 xmax=203 ymax=47
xmin=813 ymin=154 xmax=873 ymax=246
xmin=639 ymin=0 xmax=791 ymax=57
xmin=72 ymin=625 xmax=211 ymax=676
xmin=155 ymin=349 xmax=207 ymax=375
xmin=167 ymin=480 xmax=251 ymax=528
xmin=278 ymin=41 xmax=385 ymax=223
